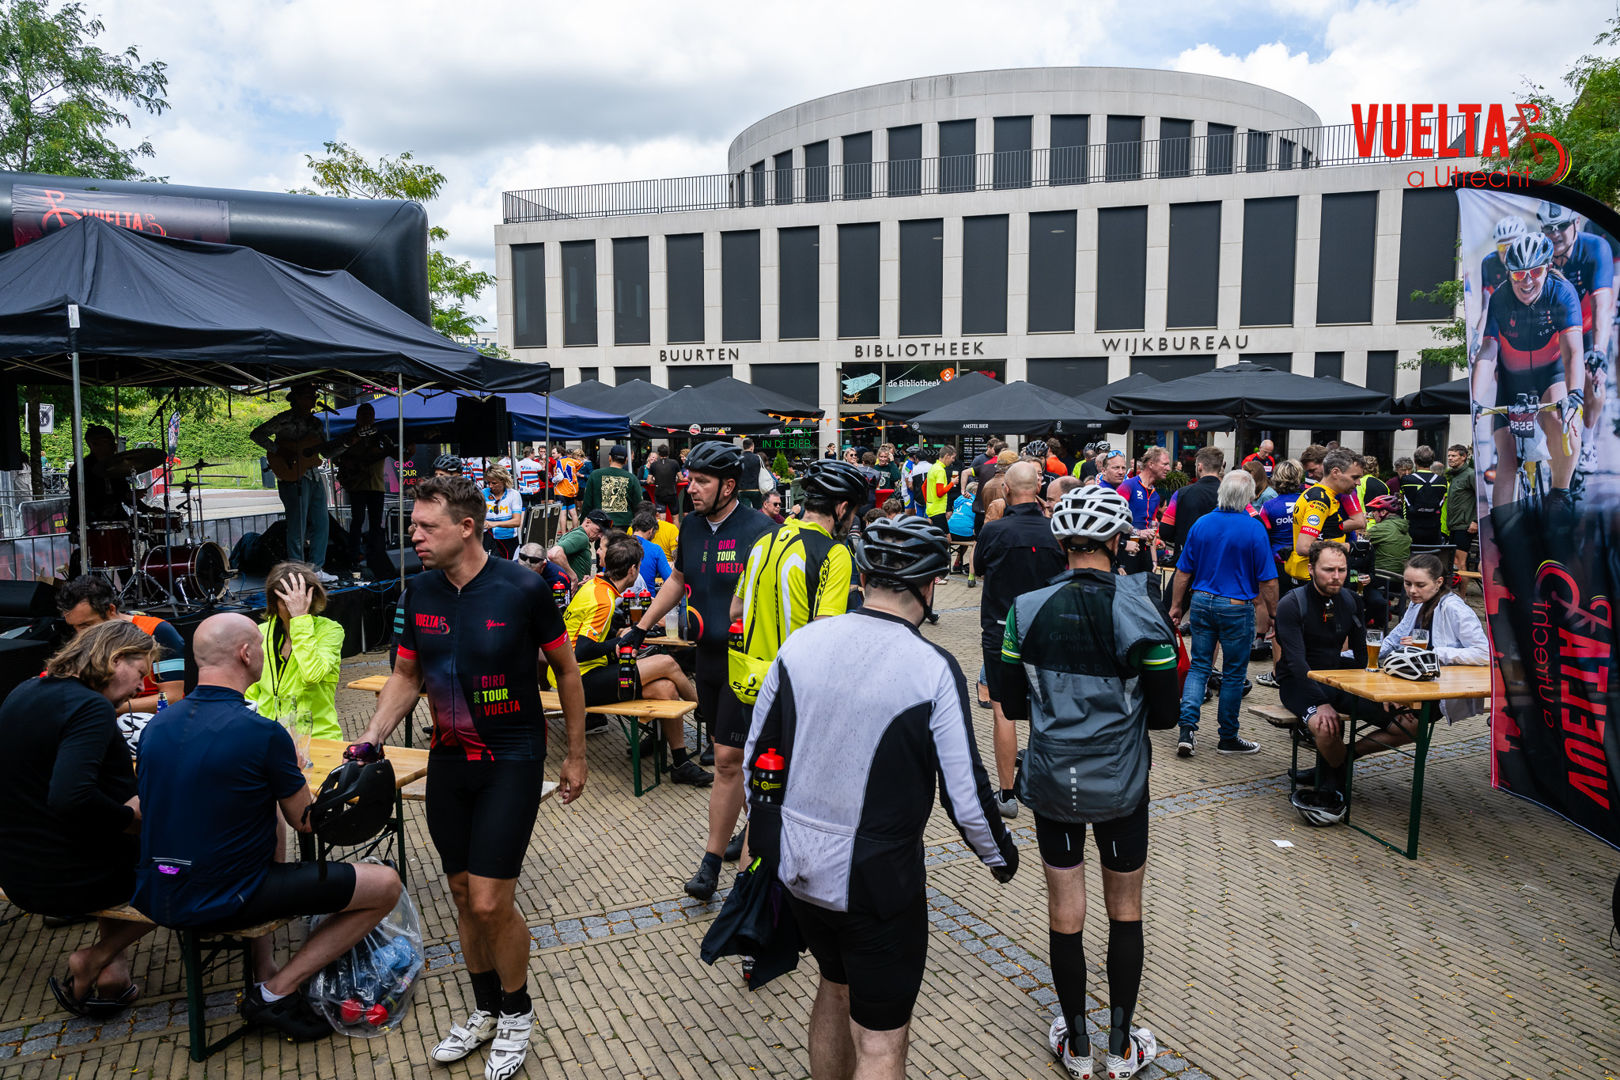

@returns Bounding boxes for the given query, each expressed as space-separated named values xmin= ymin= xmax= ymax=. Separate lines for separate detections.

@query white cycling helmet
xmin=1493 ymin=216 xmax=1529 ymax=245
xmin=1291 ymin=788 xmax=1347 ymax=827
xmin=1536 ymin=200 xmax=1580 ymax=230
xmin=1051 ymin=484 xmax=1135 ymax=544
xmin=1380 ymin=644 xmax=1440 ymax=682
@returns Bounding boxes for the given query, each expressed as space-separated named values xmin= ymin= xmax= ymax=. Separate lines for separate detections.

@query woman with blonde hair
xmin=483 ymin=465 xmax=524 ymax=559
xmin=245 ymin=561 xmax=345 ymax=741
xmin=0 ymin=620 xmax=160 ymax=1017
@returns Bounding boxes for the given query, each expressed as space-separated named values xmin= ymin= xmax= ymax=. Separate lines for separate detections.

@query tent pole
xmin=68 ymin=309 xmax=90 ymax=567
xmin=544 ymin=388 xmax=552 ymax=546
xmin=397 ymin=381 xmax=407 ymax=594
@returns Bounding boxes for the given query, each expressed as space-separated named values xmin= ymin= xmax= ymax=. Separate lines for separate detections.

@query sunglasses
xmin=518 ymin=554 xmax=543 ymax=564
xmin=1540 ymin=222 xmax=1575 ymax=234
xmin=1508 ymin=266 xmax=1548 ymax=284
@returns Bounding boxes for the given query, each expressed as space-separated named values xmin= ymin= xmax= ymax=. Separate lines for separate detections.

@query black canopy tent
xmin=0 ymin=216 xmax=549 ymax=581
xmin=1076 ymin=373 xmax=1236 ymax=434
xmin=872 ymin=371 xmax=1002 ymax=423
xmin=1395 ymin=376 xmax=1470 ymax=415
xmin=632 ymin=377 xmax=823 ymax=436
xmin=552 ymin=379 xmax=612 ymax=408
xmin=1076 ymin=371 xmax=1157 ymax=407
xmin=1250 ymin=413 xmax=1427 ymax=431
xmin=1106 ymin=361 xmax=1390 ymax=416
xmin=909 ymin=380 xmax=1123 ymax=437
xmin=588 ymin=380 xmax=675 ymax=428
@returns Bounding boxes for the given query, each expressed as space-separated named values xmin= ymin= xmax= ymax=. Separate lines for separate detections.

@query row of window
xmin=510 ymin=188 xmax=1457 ymax=349
xmin=737 ymin=115 xmax=1313 ymax=203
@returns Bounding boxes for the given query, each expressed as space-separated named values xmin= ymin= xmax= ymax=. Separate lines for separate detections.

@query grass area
xmin=175 ymin=457 xmax=270 ymax=490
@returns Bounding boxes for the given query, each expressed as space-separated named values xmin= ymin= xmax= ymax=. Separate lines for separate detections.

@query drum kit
xmin=85 ymin=450 xmax=237 ymax=610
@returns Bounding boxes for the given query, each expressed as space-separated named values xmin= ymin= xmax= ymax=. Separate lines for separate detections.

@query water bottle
xmin=751 ymin=747 xmax=786 ymax=804
xmin=728 ymin=618 xmax=745 ymax=653
xmin=617 ymin=642 xmax=635 ymax=700
xmin=155 ymin=692 xmax=169 ymax=712
xmin=365 ymin=970 xmax=418 ymax=1027
xmin=551 ymin=578 xmax=568 ymax=608
xmin=637 ymin=589 xmax=652 ymax=624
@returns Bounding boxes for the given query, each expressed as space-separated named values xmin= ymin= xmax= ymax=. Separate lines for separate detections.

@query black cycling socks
xmin=500 ymin=983 xmax=532 ymax=1017
xmin=1048 ymin=928 xmax=1090 ymax=1057
xmin=468 ymin=969 xmax=502 ymax=1016
xmin=1001 ymin=788 xmax=1015 ymax=803
xmin=1107 ymin=919 xmax=1144 ymax=1058
xmin=673 ymin=747 xmax=690 ymax=766
xmin=701 ymin=851 xmax=722 ymax=874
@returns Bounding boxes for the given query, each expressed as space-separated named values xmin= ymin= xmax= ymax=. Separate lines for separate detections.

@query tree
xmin=0 ymin=0 xmax=170 ymax=489
xmin=1406 ymin=277 xmax=1467 ymax=371
xmin=295 ymin=141 xmax=498 ymax=350
xmin=1494 ymin=15 xmax=1620 ymax=204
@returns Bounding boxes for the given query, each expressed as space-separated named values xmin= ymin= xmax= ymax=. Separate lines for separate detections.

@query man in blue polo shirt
xmin=1166 ymin=470 xmax=1278 ymax=758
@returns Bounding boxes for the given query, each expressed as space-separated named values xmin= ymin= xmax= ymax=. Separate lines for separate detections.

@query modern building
xmin=494 ymin=67 xmax=1473 ymax=461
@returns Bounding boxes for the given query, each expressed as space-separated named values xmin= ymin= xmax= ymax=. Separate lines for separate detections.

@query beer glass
xmin=1365 ymin=630 xmax=1384 ymax=672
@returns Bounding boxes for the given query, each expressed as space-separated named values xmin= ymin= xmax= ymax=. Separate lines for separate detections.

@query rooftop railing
xmin=503 ymin=116 xmax=1477 ymax=223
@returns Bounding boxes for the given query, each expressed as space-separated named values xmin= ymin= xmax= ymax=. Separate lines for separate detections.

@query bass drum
xmin=140 ymin=542 xmax=229 ymax=601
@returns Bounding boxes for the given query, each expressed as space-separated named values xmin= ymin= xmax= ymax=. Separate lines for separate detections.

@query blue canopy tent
xmin=327 ymin=391 xmax=627 ymax=441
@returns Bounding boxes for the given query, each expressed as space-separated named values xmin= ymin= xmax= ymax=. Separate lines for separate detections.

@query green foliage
xmin=295 ymin=141 xmax=496 ymax=347
xmin=771 ymin=450 xmax=791 ymax=479
xmin=0 ymin=0 xmax=169 ymax=178
xmin=1155 ymin=470 xmax=1190 ymax=499
xmin=1496 ymin=15 xmax=1620 ymax=205
xmin=1405 ymin=277 xmax=1467 ymax=370
xmin=30 ymin=390 xmax=278 ymax=469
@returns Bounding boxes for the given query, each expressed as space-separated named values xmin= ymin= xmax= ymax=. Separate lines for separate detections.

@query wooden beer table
xmin=1306 ymin=665 xmax=1490 ymax=859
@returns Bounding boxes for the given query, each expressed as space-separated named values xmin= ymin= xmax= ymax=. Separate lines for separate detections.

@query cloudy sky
xmin=81 ymin=0 xmax=1605 ymax=329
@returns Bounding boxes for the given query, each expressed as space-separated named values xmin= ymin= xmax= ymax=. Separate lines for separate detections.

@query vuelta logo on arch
xmin=1348 ymin=103 xmax=1570 ymax=188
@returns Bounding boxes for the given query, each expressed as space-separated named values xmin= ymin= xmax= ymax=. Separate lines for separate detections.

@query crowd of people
xmin=0 ymin=424 xmax=1494 ymax=1080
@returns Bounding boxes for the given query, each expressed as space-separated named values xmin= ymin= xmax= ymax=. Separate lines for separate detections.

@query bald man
xmin=973 ymin=461 xmax=1066 ymax=818
xmin=134 ymin=613 xmax=402 ymax=1043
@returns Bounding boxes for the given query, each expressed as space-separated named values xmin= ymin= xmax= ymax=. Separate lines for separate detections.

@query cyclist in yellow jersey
xmin=1284 ymin=448 xmax=1366 ymax=581
xmin=552 ymin=537 xmax=711 ymax=785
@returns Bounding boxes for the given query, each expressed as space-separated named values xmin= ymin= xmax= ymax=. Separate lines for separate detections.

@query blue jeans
xmin=278 ymin=474 xmax=329 ymax=567
xmin=1177 ymin=591 xmax=1255 ymax=740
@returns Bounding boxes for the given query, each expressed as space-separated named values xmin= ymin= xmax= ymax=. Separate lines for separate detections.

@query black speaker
xmin=0 ymin=377 xmax=22 ymax=472
xmin=0 ymin=580 xmax=56 ymax=619
xmin=454 ymin=396 xmax=508 ymax=458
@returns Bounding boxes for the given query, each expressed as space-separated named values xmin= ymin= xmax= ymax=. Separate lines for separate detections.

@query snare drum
xmin=140 ymin=542 xmax=229 ymax=600
xmin=86 ymin=523 xmax=134 ymax=569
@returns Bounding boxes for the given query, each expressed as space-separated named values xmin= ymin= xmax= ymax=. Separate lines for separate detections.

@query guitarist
xmin=252 ymin=382 xmax=339 ymax=583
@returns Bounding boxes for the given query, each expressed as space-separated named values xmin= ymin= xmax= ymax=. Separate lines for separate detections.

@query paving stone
xmin=19 ymin=1035 xmax=57 ymax=1056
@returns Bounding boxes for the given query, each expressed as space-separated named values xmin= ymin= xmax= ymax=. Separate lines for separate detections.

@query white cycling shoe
xmin=430 ymin=1008 xmax=496 ymax=1062
xmin=1106 ymin=1026 xmax=1158 ymax=1079
xmin=1048 ymin=1015 xmax=1094 ymax=1079
xmin=484 ymin=1010 xmax=535 ymax=1080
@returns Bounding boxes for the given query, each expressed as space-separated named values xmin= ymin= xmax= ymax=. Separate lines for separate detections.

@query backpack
xmin=1403 ymin=471 xmax=1446 ymax=542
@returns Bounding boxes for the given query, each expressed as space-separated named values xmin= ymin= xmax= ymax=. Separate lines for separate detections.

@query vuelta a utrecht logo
xmin=1348 ymin=103 xmax=1570 ymax=188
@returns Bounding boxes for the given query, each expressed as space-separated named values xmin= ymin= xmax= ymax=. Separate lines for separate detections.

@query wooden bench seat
xmin=1249 ymin=702 xmax=1302 ymax=728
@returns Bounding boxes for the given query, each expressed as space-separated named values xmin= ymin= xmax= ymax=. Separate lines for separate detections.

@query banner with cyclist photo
xmin=1456 ymin=179 xmax=1620 ymax=848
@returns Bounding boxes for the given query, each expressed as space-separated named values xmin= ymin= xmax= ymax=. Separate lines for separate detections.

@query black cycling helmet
xmin=801 ymin=460 xmax=869 ymax=505
xmin=853 ymin=516 xmax=951 ymax=585
xmin=432 ymin=453 xmax=464 ymax=475
xmin=305 ymin=757 xmax=396 ymax=845
xmin=685 ymin=440 xmax=745 ymax=480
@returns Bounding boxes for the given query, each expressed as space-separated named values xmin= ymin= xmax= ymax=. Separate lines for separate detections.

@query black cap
xmin=585 ymin=510 xmax=613 ymax=528
xmin=609 ymin=444 xmax=628 ymax=460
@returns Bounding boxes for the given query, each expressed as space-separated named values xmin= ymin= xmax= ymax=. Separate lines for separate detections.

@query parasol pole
xmin=68 ymin=305 xmax=90 ymax=564
xmin=397 ymin=380 xmax=407 ymax=593
xmin=544 ymin=385 xmax=553 ymax=545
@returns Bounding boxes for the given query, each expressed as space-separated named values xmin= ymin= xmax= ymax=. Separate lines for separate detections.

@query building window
xmin=1207 ymin=123 xmax=1235 ymax=175
xmin=994 ymin=116 xmax=1032 ymax=190
xmin=561 ymin=239 xmax=597 ymax=346
xmin=1159 ymin=118 xmax=1192 ymax=179
xmin=616 ymin=365 xmax=651 ymax=385
xmin=1167 ymin=202 xmax=1220 ymax=329
xmin=805 ymin=141 xmax=829 ymax=203
xmin=1365 ymin=350 xmax=1397 ymax=396
xmin=940 ymin=119 xmax=976 ymax=194
xmin=752 ymin=362 xmax=820 ymax=409
xmin=750 ymin=162 xmax=766 ymax=206
xmin=1396 ymin=188 xmax=1459 ymax=321
xmin=1131 ymin=355 xmax=1214 ymax=382
xmin=1246 ymin=130 xmax=1270 ymax=173
xmin=899 ymin=219 xmax=943 ymax=337
xmin=962 ymin=215 xmax=1009 ymax=335
xmin=1096 ymin=206 xmax=1148 ymax=332
xmin=778 ymin=226 xmax=820 ymax=341
xmin=1314 ymin=352 xmax=1343 ymax=379
xmin=1278 ymin=137 xmax=1295 ymax=171
xmin=842 ymin=132 xmax=872 ymax=200
xmin=512 ymin=243 xmax=546 ymax=348
xmin=774 ymin=150 xmax=793 ymax=204
xmin=888 ymin=124 xmax=922 ymax=197
xmin=666 ymin=234 xmax=704 ymax=344
xmin=1026 ymin=357 xmax=1107 ymax=396
xmin=721 ymin=230 xmax=760 ymax=342
xmin=1027 ymin=210 xmax=1076 ymax=333
xmin=1106 ymin=115 xmax=1142 ymax=182
xmin=670 ymin=364 xmax=732 ymax=389
xmin=838 ymin=223 xmax=880 ymax=339
xmin=579 ymin=366 xmax=598 ymax=385
xmin=1050 ymin=114 xmax=1089 ymax=186
xmin=612 ymin=237 xmax=649 ymax=346
xmin=1239 ymin=197 xmax=1297 ymax=327
xmin=1317 ymin=192 xmax=1378 ymax=324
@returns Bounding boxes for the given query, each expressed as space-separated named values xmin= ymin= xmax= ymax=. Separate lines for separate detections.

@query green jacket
xmin=245 ymin=614 xmax=346 ymax=741
xmin=1442 ymin=463 xmax=1475 ymax=535
xmin=1367 ymin=515 xmax=1411 ymax=577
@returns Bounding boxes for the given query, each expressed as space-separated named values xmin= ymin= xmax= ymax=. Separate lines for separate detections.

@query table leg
xmin=1403 ymin=702 xmax=1437 ymax=859
xmin=393 ymin=789 xmax=409 ymax=887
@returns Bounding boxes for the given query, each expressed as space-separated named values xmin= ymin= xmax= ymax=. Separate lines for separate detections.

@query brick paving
xmin=1 ymin=576 xmax=1617 ymax=1079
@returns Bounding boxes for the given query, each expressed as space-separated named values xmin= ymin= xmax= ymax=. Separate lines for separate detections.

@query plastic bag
xmin=306 ymin=865 xmax=423 ymax=1037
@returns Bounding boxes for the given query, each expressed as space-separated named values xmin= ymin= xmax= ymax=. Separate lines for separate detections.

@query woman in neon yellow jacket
xmin=245 ymin=561 xmax=345 ymax=741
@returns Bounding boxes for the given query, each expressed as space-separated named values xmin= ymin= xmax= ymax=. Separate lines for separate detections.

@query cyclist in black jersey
xmin=355 ymin=475 xmax=586 ymax=1080
xmin=624 ymin=441 xmax=774 ymax=901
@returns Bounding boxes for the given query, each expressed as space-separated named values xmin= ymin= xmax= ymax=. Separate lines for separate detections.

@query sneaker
xmin=1255 ymin=670 xmax=1278 ymax=689
xmin=1216 ymin=736 xmax=1261 ymax=755
xmin=995 ymin=792 xmax=1020 ymax=819
xmin=925 ymin=611 xmax=940 ymax=625
xmin=670 ymin=758 xmax=714 ymax=786
xmin=584 ymin=716 xmax=611 ymax=735
xmin=1106 ymin=1026 xmax=1158 ymax=1079
xmin=239 ymin=985 xmax=332 ymax=1043
xmin=1048 ymin=1015 xmax=1094 ymax=1080
xmin=484 ymin=1010 xmax=535 ymax=1080
xmin=431 ymin=1008 xmax=498 ymax=1062
xmin=700 ymin=745 xmax=715 ymax=767
xmin=1176 ymin=728 xmax=1195 ymax=758
xmin=723 ymin=829 xmax=745 ymax=861
xmin=684 ymin=859 xmax=719 ymax=901
xmin=966 ymin=579 xmax=977 ymax=588
xmin=1288 ymin=765 xmax=1317 ymax=787
xmin=314 ymin=570 xmax=341 ymax=585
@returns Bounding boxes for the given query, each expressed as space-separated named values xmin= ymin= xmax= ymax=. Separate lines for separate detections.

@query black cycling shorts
xmin=202 ymin=861 xmax=357 ymax=932
xmin=426 ymin=757 xmax=549 ymax=879
xmin=580 ymin=662 xmax=639 ymax=709
xmin=789 ymin=892 xmax=928 ymax=1031
xmin=1034 ymin=796 xmax=1150 ymax=873
xmin=695 ymin=647 xmax=749 ymax=749
xmin=982 ymin=646 xmax=1008 ymax=705
xmin=1493 ymin=365 xmax=1564 ymax=431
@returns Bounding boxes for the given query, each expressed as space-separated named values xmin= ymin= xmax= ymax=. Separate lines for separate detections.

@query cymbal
xmin=177 ymin=459 xmax=224 ymax=472
xmin=104 ymin=447 xmax=167 ymax=478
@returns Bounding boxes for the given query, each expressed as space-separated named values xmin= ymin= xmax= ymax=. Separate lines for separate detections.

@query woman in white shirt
xmin=1380 ymin=552 xmax=1488 ymax=723
xmin=482 ymin=466 xmax=525 ymax=559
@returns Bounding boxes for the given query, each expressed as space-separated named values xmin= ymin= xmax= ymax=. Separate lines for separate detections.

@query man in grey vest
xmin=999 ymin=485 xmax=1179 ymax=1080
